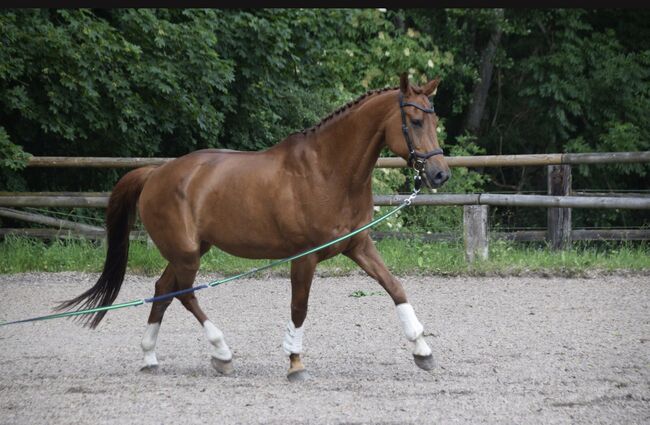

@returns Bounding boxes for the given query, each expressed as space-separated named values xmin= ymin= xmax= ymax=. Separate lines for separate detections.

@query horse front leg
xmin=284 ymin=255 xmax=317 ymax=381
xmin=345 ymin=235 xmax=435 ymax=370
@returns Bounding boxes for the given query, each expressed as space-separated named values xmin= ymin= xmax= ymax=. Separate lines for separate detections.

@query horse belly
xmin=200 ymin=213 xmax=296 ymax=259
xmin=196 ymin=182 xmax=309 ymax=260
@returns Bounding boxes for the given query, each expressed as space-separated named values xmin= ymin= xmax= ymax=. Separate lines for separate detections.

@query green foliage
xmin=1 ymin=8 xmax=648 ymax=232
xmin=372 ymin=134 xmax=488 ymax=233
xmin=0 ymin=127 xmax=30 ymax=170
xmin=409 ymin=9 xmax=649 ymax=229
xmin=0 ymin=127 xmax=30 ymax=191
xmin=0 ymin=9 xmax=234 ymax=158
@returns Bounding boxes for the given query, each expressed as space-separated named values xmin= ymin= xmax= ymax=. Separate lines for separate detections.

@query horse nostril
xmin=433 ymin=171 xmax=449 ymax=185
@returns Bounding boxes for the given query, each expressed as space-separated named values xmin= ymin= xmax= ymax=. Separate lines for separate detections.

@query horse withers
xmin=58 ymin=73 xmax=451 ymax=381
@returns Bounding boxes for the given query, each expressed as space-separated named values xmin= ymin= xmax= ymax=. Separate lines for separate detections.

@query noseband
xmin=399 ymin=92 xmax=444 ymax=172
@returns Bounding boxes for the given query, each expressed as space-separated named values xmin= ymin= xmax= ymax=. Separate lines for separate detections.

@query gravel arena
xmin=0 ymin=272 xmax=648 ymax=424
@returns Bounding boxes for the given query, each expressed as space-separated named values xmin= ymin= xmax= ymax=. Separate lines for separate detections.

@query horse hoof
xmin=211 ymin=357 xmax=234 ymax=375
xmin=413 ymin=354 xmax=436 ymax=371
xmin=140 ymin=364 xmax=159 ymax=373
xmin=287 ymin=369 xmax=311 ymax=382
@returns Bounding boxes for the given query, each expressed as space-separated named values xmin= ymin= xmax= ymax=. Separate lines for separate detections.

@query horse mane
xmin=298 ymin=85 xmax=399 ymax=135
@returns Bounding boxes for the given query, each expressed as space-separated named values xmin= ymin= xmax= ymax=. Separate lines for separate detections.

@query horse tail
xmin=56 ymin=166 xmax=156 ymax=328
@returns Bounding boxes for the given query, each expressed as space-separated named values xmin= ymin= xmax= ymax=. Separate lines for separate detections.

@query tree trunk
xmin=462 ymin=9 xmax=505 ymax=137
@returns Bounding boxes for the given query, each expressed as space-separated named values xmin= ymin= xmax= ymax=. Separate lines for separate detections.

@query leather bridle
xmin=398 ymin=92 xmax=444 ymax=172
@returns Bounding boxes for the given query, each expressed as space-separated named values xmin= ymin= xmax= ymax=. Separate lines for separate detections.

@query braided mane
xmin=301 ymin=86 xmax=399 ymax=134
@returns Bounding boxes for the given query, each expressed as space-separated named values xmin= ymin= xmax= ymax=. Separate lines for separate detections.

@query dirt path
xmin=0 ymin=272 xmax=648 ymax=424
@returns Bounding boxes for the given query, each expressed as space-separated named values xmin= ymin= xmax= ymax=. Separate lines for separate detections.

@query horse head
xmin=384 ymin=73 xmax=451 ymax=189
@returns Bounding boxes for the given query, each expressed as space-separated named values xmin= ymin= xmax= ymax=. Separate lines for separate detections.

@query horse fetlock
xmin=413 ymin=335 xmax=432 ymax=357
xmin=287 ymin=353 xmax=308 ymax=382
xmin=203 ymin=320 xmax=232 ymax=361
xmin=141 ymin=322 xmax=160 ymax=352
xmin=203 ymin=320 xmax=225 ymax=344
xmin=396 ymin=303 xmax=424 ymax=341
xmin=283 ymin=320 xmax=304 ymax=355
xmin=143 ymin=351 xmax=159 ymax=368
xmin=211 ymin=344 xmax=232 ymax=362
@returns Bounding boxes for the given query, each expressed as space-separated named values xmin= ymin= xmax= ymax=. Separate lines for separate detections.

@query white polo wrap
xmin=396 ymin=303 xmax=424 ymax=341
xmin=204 ymin=320 xmax=232 ymax=361
xmin=141 ymin=322 xmax=161 ymax=367
xmin=283 ymin=320 xmax=304 ymax=355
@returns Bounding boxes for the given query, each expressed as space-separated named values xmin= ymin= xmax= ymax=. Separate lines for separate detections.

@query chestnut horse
xmin=59 ymin=74 xmax=450 ymax=380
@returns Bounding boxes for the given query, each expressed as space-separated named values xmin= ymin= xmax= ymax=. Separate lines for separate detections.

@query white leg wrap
xmin=396 ymin=303 xmax=432 ymax=356
xmin=141 ymin=323 xmax=160 ymax=367
xmin=282 ymin=320 xmax=304 ymax=355
xmin=204 ymin=320 xmax=232 ymax=361
xmin=396 ymin=303 xmax=424 ymax=341
xmin=413 ymin=335 xmax=432 ymax=357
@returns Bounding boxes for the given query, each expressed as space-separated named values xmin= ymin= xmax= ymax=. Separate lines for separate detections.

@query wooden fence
xmin=2 ymin=192 xmax=649 ymax=210
xmin=3 ymin=151 xmax=650 ymax=262
xmin=24 ymin=151 xmax=650 ymax=168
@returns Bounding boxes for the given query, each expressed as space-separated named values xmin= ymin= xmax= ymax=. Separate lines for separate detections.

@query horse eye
xmin=411 ymin=119 xmax=423 ymax=127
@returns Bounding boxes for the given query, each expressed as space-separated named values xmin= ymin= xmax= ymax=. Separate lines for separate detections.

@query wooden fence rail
xmin=24 ymin=151 xmax=650 ymax=169
xmin=5 ymin=151 xmax=650 ymax=262
xmin=0 ymin=207 xmax=103 ymax=233
xmin=2 ymin=193 xmax=650 ymax=209
xmin=3 ymin=227 xmax=649 ymax=243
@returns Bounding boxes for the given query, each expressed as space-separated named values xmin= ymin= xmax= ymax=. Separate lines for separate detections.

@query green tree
xmin=1 ymin=8 xmax=648 ymax=232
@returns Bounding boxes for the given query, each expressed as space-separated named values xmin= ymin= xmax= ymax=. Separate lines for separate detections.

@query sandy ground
xmin=0 ymin=272 xmax=648 ymax=424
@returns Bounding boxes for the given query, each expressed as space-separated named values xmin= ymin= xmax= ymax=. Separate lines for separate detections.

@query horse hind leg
xmin=177 ymin=291 xmax=234 ymax=375
xmin=140 ymin=265 xmax=175 ymax=372
xmin=172 ymin=244 xmax=233 ymax=375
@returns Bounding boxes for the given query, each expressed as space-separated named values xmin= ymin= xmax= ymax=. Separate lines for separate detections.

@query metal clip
xmin=403 ymin=174 xmax=422 ymax=206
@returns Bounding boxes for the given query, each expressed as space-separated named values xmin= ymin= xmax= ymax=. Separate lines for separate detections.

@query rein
xmin=398 ymin=92 xmax=444 ymax=171
xmin=0 ymin=176 xmax=423 ymax=327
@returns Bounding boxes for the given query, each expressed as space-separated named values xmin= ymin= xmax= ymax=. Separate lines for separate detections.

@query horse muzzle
xmin=422 ymin=166 xmax=451 ymax=189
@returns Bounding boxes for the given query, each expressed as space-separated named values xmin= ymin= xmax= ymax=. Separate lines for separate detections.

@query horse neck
xmin=305 ymin=91 xmax=396 ymax=188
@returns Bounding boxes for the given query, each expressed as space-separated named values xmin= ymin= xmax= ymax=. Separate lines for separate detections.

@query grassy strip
xmin=1 ymin=235 xmax=648 ymax=277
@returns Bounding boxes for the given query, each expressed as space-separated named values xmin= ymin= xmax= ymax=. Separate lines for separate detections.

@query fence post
xmin=547 ymin=164 xmax=572 ymax=250
xmin=146 ymin=232 xmax=154 ymax=248
xmin=463 ymin=205 xmax=489 ymax=262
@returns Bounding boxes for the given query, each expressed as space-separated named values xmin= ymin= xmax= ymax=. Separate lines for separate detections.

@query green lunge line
xmin=0 ymin=300 xmax=144 ymax=326
xmin=208 ymin=202 xmax=408 ymax=288
xmin=0 ymin=194 xmax=415 ymax=327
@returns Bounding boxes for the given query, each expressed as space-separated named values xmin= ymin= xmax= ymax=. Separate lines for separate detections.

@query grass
xmin=1 ymin=235 xmax=648 ymax=277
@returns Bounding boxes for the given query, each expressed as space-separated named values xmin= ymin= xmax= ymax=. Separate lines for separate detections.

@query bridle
xmin=398 ymin=92 xmax=444 ymax=172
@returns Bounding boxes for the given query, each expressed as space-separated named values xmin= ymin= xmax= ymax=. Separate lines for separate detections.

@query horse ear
xmin=422 ymin=77 xmax=441 ymax=96
xmin=399 ymin=72 xmax=410 ymax=94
